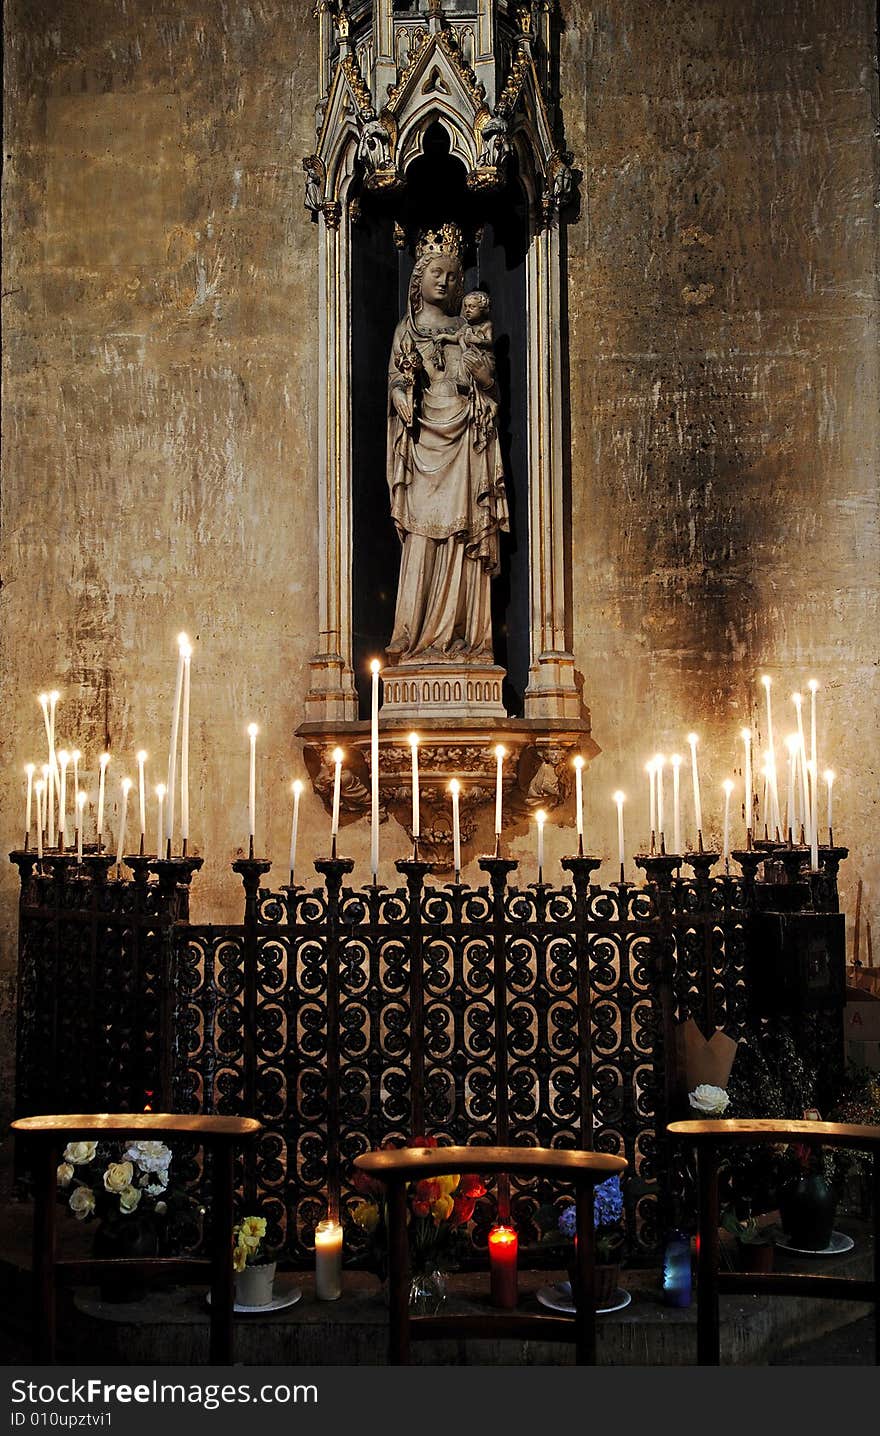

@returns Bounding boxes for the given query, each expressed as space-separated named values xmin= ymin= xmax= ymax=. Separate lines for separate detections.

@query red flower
xmin=458 ymin=1173 xmax=486 ymax=1199
xmin=407 ymin=1134 xmax=439 ymax=1149
xmin=411 ymin=1197 xmax=432 ymax=1217
xmin=451 ymin=1194 xmax=475 ymax=1224
xmin=351 ymin=1168 xmax=384 ymax=1199
xmin=413 ymin=1178 xmax=442 ymax=1204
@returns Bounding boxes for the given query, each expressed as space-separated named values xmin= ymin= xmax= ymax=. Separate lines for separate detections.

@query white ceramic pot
xmin=235 ymin=1260 xmax=276 ymax=1307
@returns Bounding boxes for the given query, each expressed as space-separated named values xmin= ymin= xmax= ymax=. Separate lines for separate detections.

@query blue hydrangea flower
xmin=557 ymin=1175 xmax=623 ymax=1237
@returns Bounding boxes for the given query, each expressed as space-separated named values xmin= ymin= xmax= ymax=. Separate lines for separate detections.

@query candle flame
xmin=808 ymin=678 xmax=819 ymax=692
xmin=785 ymin=733 xmax=800 ymax=755
xmin=408 ymin=732 xmax=419 ymax=749
xmin=494 ymin=744 xmax=506 ymax=760
xmin=449 ymin=779 xmax=460 ymax=795
xmin=99 ymin=752 xmax=111 ymax=769
xmin=57 ymin=749 xmax=69 ymax=766
xmin=25 ymin=762 xmax=35 ymax=776
xmin=644 ymin=759 xmax=655 ymax=774
xmin=177 ymin=631 xmax=190 ymax=650
xmin=536 ymin=808 xmax=546 ymax=827
xmin=613 ymin=790 xmax=625 ymax=804
xmin=35 ymin=780 xmax=45 ymax=795
xmin=761 ymin=674 xmax=771 ymax=688
xmin=38 ymin=692 xmax=48 ymax=706
xmin=121 ymin=777 xmax=133 ymax=793
xmin=76 ymin=791 xmax=87 ymax=810
xmin=137 ymin=750 xmax=148 ymax=763
xmin=247 ymin=723 xmax=259 ymax=739
xmin=823 ymin=769 xmax=835 ymax=784
xmin=332 ymin=746 xmax=344 ymax=763
xmin=670 ymin=753 xmax=682 ymax=767
xmin=49 ymin=690 xmax=60 ymax=704
xmin=292 ymin=779 xmax=304 ymax=796
xmin=572 ymin=754 xmax=585 ymax=770
xmin=740 ymin=728 xmax=751 ymax=744
xmin=72 ymin=748 xmax=81 ymax=762
xmin=654 ymin=753 xmax=665 ymax=768
xmin=370 ymin=658 xmax=381 ymax=674
xmin=686 ymin=732 xmax=698 ymax=747
xmin=155 ymin=784 xmax=167 ymax=799
xmin=723 ymin=779 xmax=734 ymax=794
xmin=791 ymin=691 xmax=802 ymax=706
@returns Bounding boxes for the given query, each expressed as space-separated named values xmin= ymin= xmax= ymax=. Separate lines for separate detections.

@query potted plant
xmin=720 ymin=1207 xmax=782 ymax=1273
xmin=539 ymin=1173 xmax=625 ymax=1310
xmin=232 ymin=1216 xmax=279 ymax=1306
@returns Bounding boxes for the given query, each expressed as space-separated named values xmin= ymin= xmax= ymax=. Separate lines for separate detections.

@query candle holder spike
xmin=684 ymin=850 xmax=718 ymax=882
xmin=560 ymin=855 xmax=602 ymax=888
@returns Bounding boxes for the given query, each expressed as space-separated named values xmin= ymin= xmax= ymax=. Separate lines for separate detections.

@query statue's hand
xmin=462 ymin=351 xmax=493 ymax=389
xmin=392 ymin=388 xmax=413 ymax=427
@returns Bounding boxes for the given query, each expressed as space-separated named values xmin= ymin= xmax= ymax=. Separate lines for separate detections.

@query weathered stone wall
xmin=2 ymin=1 xmax=878 ymax=1137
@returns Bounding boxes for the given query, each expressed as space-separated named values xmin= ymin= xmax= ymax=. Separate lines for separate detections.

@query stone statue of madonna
xmin=386 ymin=229 xmax=508 ymax=664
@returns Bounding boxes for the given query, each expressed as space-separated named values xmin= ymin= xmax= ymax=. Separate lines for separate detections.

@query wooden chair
xmin=354 ymin=1143 xmax=627 ymax=1365
xmin=667 ymin=1118 xmax=880 ymax=1365
xmin=11 ymin=1112 xmax=262 ymax=1364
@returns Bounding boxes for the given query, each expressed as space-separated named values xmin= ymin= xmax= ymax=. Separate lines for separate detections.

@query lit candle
xmin=761 ymin=676 xmax=780 ymax=838
xmin=39 ymin=693 xmax=55 ymax=850
xmin=409 ymin=733 xmax=420 ymax=840
xmin=449 ymin=779 xmax=461 ymax=881
xmin=687 ymin=733 xmax=703 ymax=843
xmin=57 ymin=750 xmax=69 ymax=850
xmin=115 ymin=777 xmax=132 ymax=872
xmin=314 ymin=1217 xmax=342 ymax=1300
xmin=670 ymin=755 xmax=682 ymax=854
xmin=740 ymin=728 xmax=752 ymax=840
xmin=645 ymin=760 xmax=656 ymax=846
xmin=247 ymin=723 xmax=259 ymax=845
xmin=488 ymin=1224 xmax=518 ymax=1309
xmin=48 ymin=691 xmax=59 ymax=849
xmin=370 ymin=660 xmax=380 ymax=881
xmin=573 ymin=755 xmax=585 ymax=844
xmin=494 ymin=744 xmax=506 ymax=837
xmin=655 ymin=754 xmax=665 ymax=844
xmin=289 ymin=779 xmax=303 ymax=884
xmin=76 ymin=791 xmax=86 ymax=864
xmin=792 ymin=694 xmax=810 ymax=837
xmin=330 ymin=746 xmax=344 ymax=839
xmin=722 ymin=779 xmax=734 ymax=865
xmin=35 ymin=780 xmax=45 ymax=860
xmin=180 ymin=639 xmax=192 ymax=844
xmin=166 ymin=634 xmax=187 ymax=854
xmin=613 ymin=790 xmax=626 ymax=879
xmin=24 ymin=763 xmax=35 ymax=847
xmin=808 ymin=679 xmax=819 ymax=771
xmin=824 ymin=769 xmax=835 ymax=840
xmin=97 ymin=752 xmax=110 ymax=848
xmin=536 ymin=808 xmax=546 ymax=881
xmin=136 ymin=750 xmax=148 ymax=850
xmin=785 ymin=734 xmax=798 ymax=841
xmin=807 ymin=759 xmax=819 ymax=870
xmin=155 ymin=784 xmax=166 ymax=859
xmin=760 ymin=760 xmax=770 ymax=836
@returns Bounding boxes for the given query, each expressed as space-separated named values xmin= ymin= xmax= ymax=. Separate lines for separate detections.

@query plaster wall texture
xmin=2 ymin=2 xmax=878 ymax=1120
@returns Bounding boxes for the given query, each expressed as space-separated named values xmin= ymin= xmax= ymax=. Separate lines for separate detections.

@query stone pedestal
xmin=379 ymin=663 xmax=507 ymax=720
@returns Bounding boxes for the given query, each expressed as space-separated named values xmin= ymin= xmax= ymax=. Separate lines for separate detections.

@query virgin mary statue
xmin=386 ymin=225 xmax=508 ymax=665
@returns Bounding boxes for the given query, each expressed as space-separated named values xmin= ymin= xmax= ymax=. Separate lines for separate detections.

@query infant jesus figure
xmin=436 ymin=289 xmax=499 ymax=453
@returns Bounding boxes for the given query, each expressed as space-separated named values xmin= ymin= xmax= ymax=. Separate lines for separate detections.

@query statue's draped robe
xmin=387 ymin=315 xmax=509 ymax=662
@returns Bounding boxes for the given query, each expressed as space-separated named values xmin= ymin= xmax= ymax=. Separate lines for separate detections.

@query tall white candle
xmin=646 ymin=760 xmax=656 ymax=841
xmin=76 ymin=791 xmax=86 ymax=863
xmin=536 ymin=808 xmax=546 ymax=877
xmin=792 ymin=694 xmax=810 ymax=836
xmin=670 ymin=755 xmax=682 ymax=854
xmin=35 ymin=780 xmax=45 ymax=860
xmin=494 ymin=744 xmax=506 ymax=837
xmin=136 ymin=751 xmax=148 ymax=846
xmin=314 ymin=1217 xmax=342 ymax=1301
xmin=97 ymin=753 xmax=110 ymax=846
xmin=740 ymin=728 xmax=752 ymax=838
xmin=760 ymin=761 xmax=769 ymax=834
xmin=48 ymin=691 xmax=59 ymax=848
xmin=166 ymin=636 xmax=187 ymax=851
xmin=155 ymin=784 xmax=166 ymax=859
xmin=824 ymin=769 xmax=835 ymax=837
xmin=655 ymin=754 xmax=665 ymax=840
xmin=722 ymin=779 xmax=734 ymax=864
xmin=247 ymin=724 xmax=259 ymax=842
xmin=573 ymin=755 xmax=585 ymax=840
xmin=39 ymin=694 xmax=55 ymax=847
xmin=24 ymin=763 xmax=35 ymax=845
xmin=180 ymin=640 xmax=192 ymax=842
xmin=687 ymin=733 xmax=703 ymax=840
xmin=785 ymin=734 xmax=798 ymax=839
xmin=409 ymin=733 xmax=420 ymax=840
xmin=330 ymin=747 xmax=344 ymax=838
xmin=115 ymin=777 xmax=132 ymax=871
xmin=807 ymin=759 xmax=819 ymax=870
xmin=449 ymin=780 xmax=461 ymax=879
xmin=761 ymin=676 xmax=780 ymax=837
xmin=808 ymin=679 xmax=818 ymax=771
xmin=613 ymin=791 xmax=626 ymax=876
xmin=289 ymin=779 xmax=303 ymax=883
xmin=57 ymin=750 xmax=69 ymax=849
xmin=370 ymin=660 xmax=381 ymax=881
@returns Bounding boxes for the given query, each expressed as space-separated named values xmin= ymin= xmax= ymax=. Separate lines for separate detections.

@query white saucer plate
xmin=206 ymin=1286 xmax=303 ymax=1314
xmin=536 ymin=1283 xmax=632 ymax=1316
xmin=775 ymin=1230 xmax=854 ymax=1257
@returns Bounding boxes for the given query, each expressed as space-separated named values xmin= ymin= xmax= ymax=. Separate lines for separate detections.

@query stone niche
xmin=297 ymin=0 xmax=592 ymax=862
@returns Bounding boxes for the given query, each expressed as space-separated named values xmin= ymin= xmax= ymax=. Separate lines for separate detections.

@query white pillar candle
xmin=722 ymin=779 xmax=734 ymax=864
xmin=76 ymin=791 xmax=86 ymax=863
xmin=155 ymin=784 xmax=166 ymax=859
xmin=409 ymin=733 xmax=420 ymax=839
xmin=670 ymin=755 xmax=682 ymax=854
xmin=760 ymin=762 xmax=769 ymax=834
xmin=536 ymin=808 xmax=546 ymax=878
xmin=97 ymin=753 xmax=110 ymax=847
xmin=24 ymin=763 xmax=35 ymax=845
xmin=494 ymin=744 xmax=506 ymax=837
xmin=573 ymin=755 xmax=585 ymax=840
xmin=761 ymin=676 xmax=779 ymax=837
xmin=48 ymin=691 xmax=59 ymax=848
xmin=289 ymin=779 xmax=303 ymax=883
xmin=646 ymin=760 xmax=656 ymax=842
xmin=655 ymin=754 xmax=665 ymax=840
xmin=449 ymin=780 xmax=461 ymax=880
xmin=35 ymin=780 xmax=45 ymax=860
xmin=136 ymin=751 xmax=148 ymax=846
xmin=314 ymin=1217 xmax=342 ymax=1300
xmin=740 ymin=728 xmax=752 ymax=838
xmin=115 ymin=777 xmax=132 ymax=872
xmin=166 ymin=636 xmax=187 ymax=851
xmin=370 ymin=660 xmax=381 ymax=881
xmin=808 ymin=759 xmax=819 ymax=870
xmin=824 ymin=770 xmax=835 ymax=837
xmin=57 ymin=750 xmax=69 ymax=849
xmin=330 ymin=746 xmax=344 ymax=838
xmin=785 ymin=734 xmax=798 ymax=839
xmin=613 ymin=791 xmax=626 ymax=876
xmin=39 ymin=694 xmax=55 ymax=847
xmin=180 ymin=640 xmax=192 ymax=842
xmin=686 ymin=733 xmax=703 ymax=840
xmin=792 ymin=694 xmax=810 ymax=836
xmin=247 ymin=724 xmax=259 ymax=843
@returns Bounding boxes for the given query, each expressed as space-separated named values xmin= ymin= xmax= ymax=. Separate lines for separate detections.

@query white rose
xmin=124 ymin=1141 xmax=172 ymax=1175
xmin=57 ymin=1163 xmax=75 ymax=1189
xmin=69 ymin=1185 xmax=95 ymax=1220
xmin=688 ymin=1084 xmax=730 ymax=1117
xmin=154 ymin=1200 xmax=167 ymax=1216
xmin=63 ymin=1141 xmax=97 ymax=1166
xmin=119 ymin=1185 xmax=142 ymax=1214
xmin=142 ymin=1178 xmax=168 ymax=1197
xmin=103 ymin=1161 xmax=134 ymax=1193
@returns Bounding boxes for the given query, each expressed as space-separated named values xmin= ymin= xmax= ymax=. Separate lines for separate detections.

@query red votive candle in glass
xmin=489 ymin=1224 xmax=518 ymax=1308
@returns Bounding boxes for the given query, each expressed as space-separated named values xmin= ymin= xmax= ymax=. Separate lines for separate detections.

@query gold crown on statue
xmin=416 ymin=223 xmax=464 ymax=259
